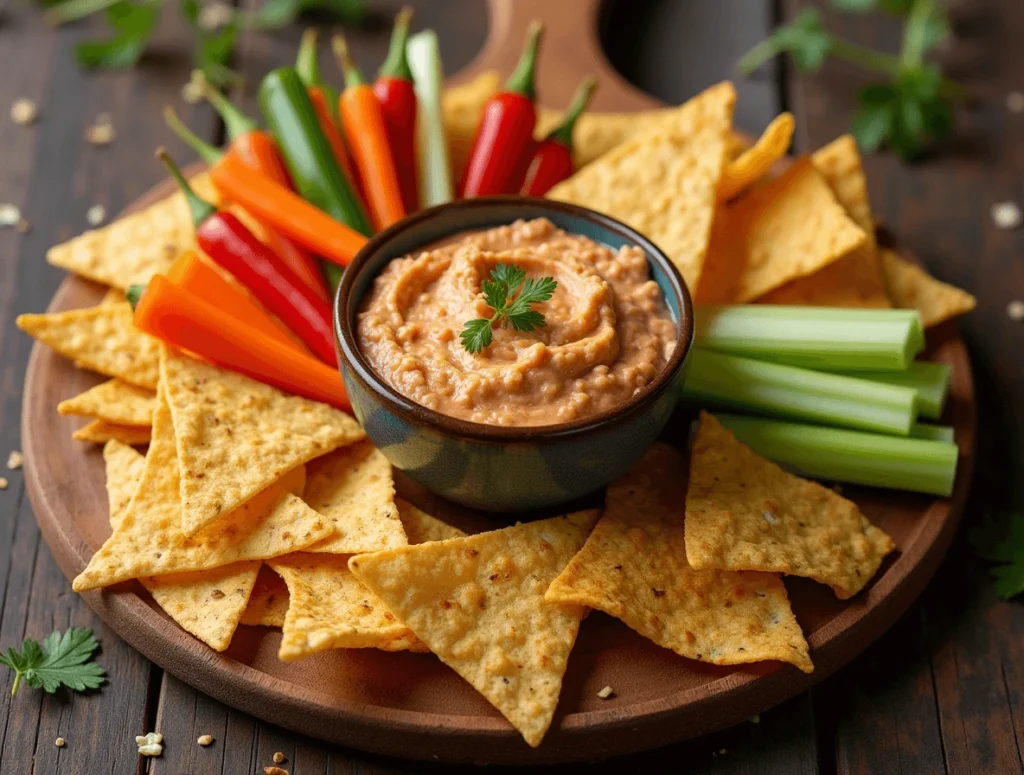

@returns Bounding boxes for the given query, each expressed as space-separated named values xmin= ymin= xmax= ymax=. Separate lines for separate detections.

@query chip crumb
xmin=86 ymin=205 xmax=106 ymax=227
xmin=136 ymin=731 xmax=163 ymax=757
xmin=0 ymin=204 xmax=21 ymax=227
xmin=596 ymin=685 xmax=614 ymax=699
xmin=11 ymin=98 xmax=38 ymax=125
xmin=273 ymin=751 xmax=285 ymax=764
xmin=992 ymin=201 xmax=1022 ymax=230
xmin=198 ymin=0 xmax=233 ymax=30
xmin=749 ymin=714 xmax=760 ymax=724
xmin=55 ymin=737 xmax=65 ymax=747
xmin=7 ymin=451 xmax=23 ymax=470
xmin=197 ymin=734 xmax=214 ymax=746
xmin=0 ymin=478 xmax=8 ymax=490
xmin=16 ymin=218 xmax=30 ymax=234
xmin=1007 ymin=300 xmax=1024 ymax=321
xmin=264 ymin=767 xmax=288 ymax=775
xmin=1007 ymin=91 xmax=1024 ymax=114
xmin=86 ymin=117 xmax=116 ymax=146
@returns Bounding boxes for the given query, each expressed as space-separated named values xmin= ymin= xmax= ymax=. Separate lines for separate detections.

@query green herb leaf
xmin=460 ymin=264 xmax=557 ymax=354
xmin=972 ymin=513 xmax=1024 ymax=600
xmin=240 ymin=0 xmax=365 ymax=29
xmin=505 ymin=276 xmax=558 ymax=319
xmin=195 ymin=20 xmax=242 ymax=87
xmin=830 ymin=0 xmax=878 ymax=13
xmin=75 ymin=0 xmax=161 ymax=69
xmin=738 ymin=9 xmax=832 ymax=75
xmin=460 ymin=318 xmax=493 ymax=355
xmin=0 ymin=628 xmax=105 ymax=697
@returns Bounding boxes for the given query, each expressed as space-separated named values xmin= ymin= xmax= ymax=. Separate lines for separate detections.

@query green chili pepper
xmin=258 ymin=67 xmax=372 ymax=289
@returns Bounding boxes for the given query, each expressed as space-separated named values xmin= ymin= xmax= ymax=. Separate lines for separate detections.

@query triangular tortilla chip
xmin=758 ymin=135 xmax=890 ymax=308
xmin=73 ymin=385 xmax=334 ymax=591
xmin=546 ymin=443 xmax=813 ymax=674
xmin=239 ymin=564 xmax=290 ymax=628
xmin=59 ymin=379 xmax=156 ymax=426
xmin=397 ymin=498 xmax=466 ymax=544
xmin=47 ymin=173 xmax=221 ymax=289
xmin=547 ymin=82 xmax=737 ymax=289
xmin=73 ymin=420 xmax=151 ymax=446
xmin=102 ymin=437 xmax=261 ymax=651
xmin=160 ymin=348 xmax=365 ymax=536
xmin=684 ymin=413 xmax=895 ymax=599
xmin=880 ymin=248 xmax=976 ymax=327
xmin=349 ymin=510 xmax=600 ymax=748
xmin=303 ymin=441 xmax=407 ymax=554
xmin=718 ymin=113 xmax=795 ymax=200
xmin=697 ymin=158 xmax=867 ymax=303
xmin=17 ymin=302 xmax=161 ymax=388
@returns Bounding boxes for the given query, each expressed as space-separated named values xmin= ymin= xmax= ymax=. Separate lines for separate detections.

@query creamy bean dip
xmin=357 ymin=218 xmax=676 ymax=426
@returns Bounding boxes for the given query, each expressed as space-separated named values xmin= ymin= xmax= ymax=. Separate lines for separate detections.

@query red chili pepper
xmin=157 ymin=149 xmax=338 ymax=367
xmin=521 ymin=77 xmax=597 ymax=196
xmin=373 ymin=6 xmax=418 ymax=214
xmin=459 ymin=22 xmax=543 ymax=198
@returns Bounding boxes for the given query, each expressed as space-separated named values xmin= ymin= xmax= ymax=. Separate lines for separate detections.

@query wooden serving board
xmin=21 ymin=0 xmax=976 ymax=764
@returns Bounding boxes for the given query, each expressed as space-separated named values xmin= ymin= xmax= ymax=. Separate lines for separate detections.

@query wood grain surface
xmin=0 ymin=0 xmax=1020 ymax=772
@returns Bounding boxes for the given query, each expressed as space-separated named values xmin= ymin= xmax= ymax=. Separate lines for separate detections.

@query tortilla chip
xmin=443 ymin=71 xmax=501 ymax=184
xmin=17 ymin=302 xmax=161 ymax=388
xmin=73 ymin=386 xmax=334 ymax=592
xmin=718 ymin=113 xmax=795 ymax=200
xmin=545 ymin=443 xmax=813 ymax=674
xmin=758 ymin=135 xmax=890 ymax=308
xmin=303 ymin=441 xmax=407 ymax=554
xmin=696 ymin=158 xmax=867 ymax=303
xmin=547 ymin=82 xmax=736 ymax=290
xmin=397 ymin=498 xmax=466 ymax=544
xmin=100 ymin=288 xmax=127 ymax=306
xmin=47 ymin=173 xmax=221 ymax=290
xmin=270 ymin=553 xmax=426 ymax=660
xmin=73 ymin=420 xmax=151 ymax=446
xmin=160 ymin=348 xmax=365 ymax=536
xmin=726 ymin=132 xmax=752 ymax=162
xmin=59 ymin=379 xmax=156 ymax=426
xmin=101 ymin=437 xmax=260 ymax=650
xmin=239 ymin=564 xmax=290 ymax=628
xmin=684 ymin=413 xmax=895 ymax=599
xmin=880 ymin=248 xmax=976 ymax=327
xmin=349 ymin=510 xmax=600 ymax=747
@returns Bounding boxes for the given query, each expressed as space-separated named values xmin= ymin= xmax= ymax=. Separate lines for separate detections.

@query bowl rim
xmin=335 ymin=196 xmax=694 ymax=443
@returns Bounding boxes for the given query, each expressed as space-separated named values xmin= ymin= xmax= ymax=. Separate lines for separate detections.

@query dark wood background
xmin=0 ymin=0 xmax=1021 ymax=772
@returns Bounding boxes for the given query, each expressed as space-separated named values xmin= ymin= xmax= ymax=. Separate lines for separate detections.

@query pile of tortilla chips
xmin=18 ymin=79 xmax=952 ymax=749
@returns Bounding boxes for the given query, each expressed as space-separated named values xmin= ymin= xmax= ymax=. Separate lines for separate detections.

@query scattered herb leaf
xmin=0 ymin=628 xmax=106 ymax=697
xmin=971 ymin=512 xmax=1024 ymax=600
xmin=460 ymin=264 xmax=557 ymax=354
xmin=75 ymin=0 xmax=160 ymax=70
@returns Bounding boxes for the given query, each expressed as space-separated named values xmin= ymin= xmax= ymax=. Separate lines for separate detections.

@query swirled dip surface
xmin=357 ymin=218 xmax=676 ymax=426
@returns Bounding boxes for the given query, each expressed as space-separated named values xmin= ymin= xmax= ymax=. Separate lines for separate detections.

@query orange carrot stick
xmin=134 ymin=275 xmax=351 ymax=410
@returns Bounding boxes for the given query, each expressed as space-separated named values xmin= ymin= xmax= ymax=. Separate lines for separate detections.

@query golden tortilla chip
xmin=101 ymin=437 xmax=261 ymax=650
xmin=239 ymin=564 xmax=290 ymax=628
xmin=270 ymin=553 xmax=426 ymax=660
xmin=684 ymin=413 xmax=895 ymax=599
xmin=397 ymin=498 xmax=465 ymax=544
xmin=718 ymin=113 xmax=795 ymax=200
xmin=303 ymin=441 xmax=407 ymax=554
xmin=59 ymin=379 xmax=156 ymax=426
xmin=47 ymin=173 xmax=221 ymax=290
xmin=546 ymin=443 xmax=813 ymax=674
xmin=73 ymin=420 xmax=151 ymax=446
xmin=548 ymin=82 xmax=736 ymax=290
xmin=880 ymin=248 xmax=976 ymax=327
xmin=758 ymin=135 xmax=890 ymax=308
xmin=443 ymin=71 xmax=501 ymax=184
xmin=696 ymin=158 xmax=867 ymax=303
xmin=100 ymin=288 xmax=127 ymax=306
xmin=73 ymin=385 xmax=334 ymax=592
xmin=160 ymin=348 xmax=365 ymax=536
xmin=17 ymin=302 xmax=161 ymax=388
xmin=349 ymin=510 xmax=600 ymax=748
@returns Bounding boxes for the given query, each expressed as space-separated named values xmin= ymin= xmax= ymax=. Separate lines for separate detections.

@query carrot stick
xmin=134 ymin=275 xmax=351 ymax=410
xmin=209 ymin=153 xmax=368 ymax=268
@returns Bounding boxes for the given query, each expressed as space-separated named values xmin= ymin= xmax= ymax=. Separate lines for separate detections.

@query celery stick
xmin=837 ymin=361 xmax=950 ymax=419
xmin=681 ymin=349 xmax=918 ymax=435
xmin=407 ymin=31 xmax=453 ymax=206
xmin=693 ymin=305 xmax=924 ymax=371
xmin=910 ymin=422 xmax=955 ymax=443
xmin=714 ymin=413 xmax=959 ymax=496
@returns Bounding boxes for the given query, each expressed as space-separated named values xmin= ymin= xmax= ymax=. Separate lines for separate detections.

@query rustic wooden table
xmin=0 ymin=0 xmax=1020 ymax=772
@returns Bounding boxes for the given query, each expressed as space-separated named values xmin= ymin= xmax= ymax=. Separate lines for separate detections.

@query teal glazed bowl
xmin=334 ymin=197 xmax=693 ymax=512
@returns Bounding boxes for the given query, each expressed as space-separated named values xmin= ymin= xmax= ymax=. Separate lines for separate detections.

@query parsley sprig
xmin=738 ymin=0 xmax=964 ymax=160
xmin=460 ymin=264 xmax=557 ymax=354
xmin=0 ymin=628 xmax=106 ymax=697
xmin=972 ymin=512 xmax=1024 ymax=600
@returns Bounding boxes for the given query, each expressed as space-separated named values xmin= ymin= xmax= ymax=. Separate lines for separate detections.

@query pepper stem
xmin=155 ymin=148 xmax=217 ymax=229
xmin=377 ymin=6 xmax=414 ymax=81
xmin=331 ymin=35 xmax=367 ymax=88
xmin=548 ymin=76 xmax=597 ymax=147
xmin=163 ymin=106 xmax=223 ymax=166
xmin=505 ymin=21 xmax=543 ymax=100
xmin=195 ymin=71 xmax=258 ymax=140
xmin=125 ymin=284 xmax=146 ymax=310
xmin=296 ymin=28 xmax=323 ymax=87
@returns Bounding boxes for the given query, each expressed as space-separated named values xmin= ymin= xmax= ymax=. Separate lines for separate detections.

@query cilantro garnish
xmin=460 ymin=264 xmax=557 ymax=354
xmin=0 ymin=628 xmax=106 ymax=697
xmin=971 ymin=512 xmax=1024 ymax=600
